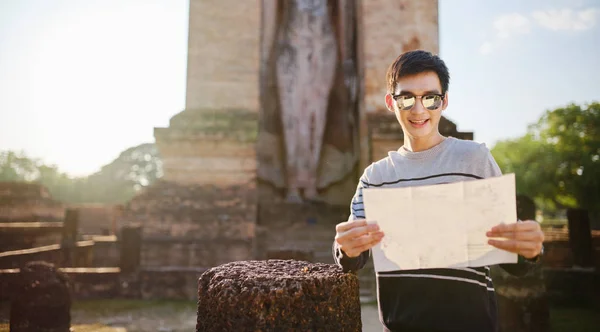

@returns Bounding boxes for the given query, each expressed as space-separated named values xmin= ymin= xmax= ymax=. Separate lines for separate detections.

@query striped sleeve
xmin=332 ymin=168 xmax=372 ymax=272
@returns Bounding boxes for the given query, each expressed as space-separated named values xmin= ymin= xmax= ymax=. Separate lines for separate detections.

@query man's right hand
xmin=335 ymin=219 xmax=384 ymax=258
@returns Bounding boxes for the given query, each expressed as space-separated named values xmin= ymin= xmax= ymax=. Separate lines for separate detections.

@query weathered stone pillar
xmin=119 ymin=225 xmax=142 ymax=273
xmin=196 ymin=260 xmax=361 ymax=331
xmin=10 ymin=261 xmax=71 ymax=332
xmin=147 ymin=3 xmax=259 ymax=273
xmin=566 ymin=208 xmax=594 ymax=268
xmin=492 ymin=195 xmax=550 ymax=332
xmin=61 ymin=208 xmax=79 ymax=266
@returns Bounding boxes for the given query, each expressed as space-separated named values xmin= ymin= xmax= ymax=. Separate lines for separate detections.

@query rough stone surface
xmin=9 ymin=261 xmax=71 ymax=332
xmin=196 ymin=260 xmax=361 ymax=332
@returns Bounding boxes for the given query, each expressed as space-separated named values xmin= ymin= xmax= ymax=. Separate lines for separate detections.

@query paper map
xmin=362 ymin=173 xmax=518 ymax=272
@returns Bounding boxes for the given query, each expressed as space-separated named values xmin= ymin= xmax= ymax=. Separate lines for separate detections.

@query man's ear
xmin=385 ymin=94 xmax=395 ymax=112
xmin=441 ymin=92 xmax=449 ymax=111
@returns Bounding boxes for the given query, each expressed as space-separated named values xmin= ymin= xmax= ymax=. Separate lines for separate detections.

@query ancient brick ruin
xmin=122 ymin=0 xmax=460 ymax=303
xmin=1 ymin=1 xmax=599 ymax=330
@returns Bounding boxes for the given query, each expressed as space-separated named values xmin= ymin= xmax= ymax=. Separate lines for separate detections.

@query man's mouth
xmin=409 ymin=119 xmax=429 ymax=125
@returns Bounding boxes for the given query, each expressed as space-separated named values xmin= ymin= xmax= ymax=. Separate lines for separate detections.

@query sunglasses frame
xmin=391 ymin=93 xmax=445 ymax=111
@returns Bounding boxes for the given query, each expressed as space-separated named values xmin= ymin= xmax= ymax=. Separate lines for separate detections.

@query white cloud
xmin=479 ymin=41 xmax=494 ymax=55
xmin=493 ymin=13 xmax=531 ymax=39
xmin=532 ymin=8 xmax=599 ymax=31
xmin=479 ymin=13 xmax=531 ymax=54
xmin=479 ymin=7 xmax=599 ymax=55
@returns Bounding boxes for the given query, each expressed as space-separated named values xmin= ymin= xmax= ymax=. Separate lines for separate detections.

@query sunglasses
xmin=391 ymin=93 xmax=445 ymax=111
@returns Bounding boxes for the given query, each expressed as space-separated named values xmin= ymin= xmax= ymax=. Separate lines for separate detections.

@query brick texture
xmin=185 ymin=0 xmax=260 ymax=112
xmin=0 ymin=182 xmax=64 ymax=222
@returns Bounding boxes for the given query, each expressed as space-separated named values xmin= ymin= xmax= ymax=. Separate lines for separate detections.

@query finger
xmin=353 ymin=231 xmax=384 ymax=247
xmin=490 ymin=221 xmax=539 ymax=233
xmin=336 ymin=224 xmax=380 ymax=244
xmin=336 ymin=219 xmax=367 ymax=233
xmin=488 ymin=239 xmax=538 ymax=253
xmin=487 ymin=230 xmax=545 ymax=242
xmin=352 ymin=233 xmax=384 ymax=254
xmin=340 ymin=232 xmax=384 ymax=256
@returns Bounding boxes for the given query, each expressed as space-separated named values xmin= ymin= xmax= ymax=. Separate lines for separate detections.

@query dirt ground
xmin=64 ymin=300 xmax=383 ymax=332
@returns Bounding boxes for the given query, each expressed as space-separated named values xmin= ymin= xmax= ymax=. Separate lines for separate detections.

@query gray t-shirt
xmin=333 ymin=137 xmax=530 ymax=332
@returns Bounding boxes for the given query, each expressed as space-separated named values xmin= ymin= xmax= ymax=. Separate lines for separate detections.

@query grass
xmin=72 ymin=300 xmax=598 ymax=331
xmin=541 ymin=218 xmax=568 ymax=227
xmin=3 ymin=300 xmax=598 ymax=331
xmin=550 ymin=306 xmax=600 ymax=332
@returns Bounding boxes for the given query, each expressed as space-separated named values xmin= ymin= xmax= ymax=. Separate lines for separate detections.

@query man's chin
xmin=406 ymin=128 xmax=433 ymax=139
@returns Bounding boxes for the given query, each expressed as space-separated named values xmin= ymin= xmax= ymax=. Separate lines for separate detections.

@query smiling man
xmin=333 ymin=50 xmax=544 ymax=332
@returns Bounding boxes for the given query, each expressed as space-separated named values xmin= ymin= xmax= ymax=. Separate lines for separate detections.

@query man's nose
xmin=410 ymin=98 xmax=426 ymax=114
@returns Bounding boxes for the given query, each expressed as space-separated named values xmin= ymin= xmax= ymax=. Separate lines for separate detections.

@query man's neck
xmin=403 ymin=133 xmax=445 ymax=152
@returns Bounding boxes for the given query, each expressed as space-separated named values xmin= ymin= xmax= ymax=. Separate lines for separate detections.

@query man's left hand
xmin=486 ymin=220 xmax=545 ymax=259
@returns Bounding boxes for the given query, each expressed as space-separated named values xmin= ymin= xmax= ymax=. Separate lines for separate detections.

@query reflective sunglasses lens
xmin=400 ymin=96 xmax=416 ymax=110
xmin=423 ymin=95 xmax=442 ymax=110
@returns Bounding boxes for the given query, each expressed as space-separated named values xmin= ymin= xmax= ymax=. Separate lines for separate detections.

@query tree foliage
xmin=0 ymin=143 xmax=162 ymax=204
xmin=492 ymin=102 xmax=600 ymax=215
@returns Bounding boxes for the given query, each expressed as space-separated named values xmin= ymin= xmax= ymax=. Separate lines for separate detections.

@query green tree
xmin=0 ymin=143 xmax=162 ymax=204
xmin=82 ymin=143 xmax=163 ymax=203
xmin=0 ymin=151 xmax=40 ymax=181
xmin=492 ymin=102 xmax=600 ymax=215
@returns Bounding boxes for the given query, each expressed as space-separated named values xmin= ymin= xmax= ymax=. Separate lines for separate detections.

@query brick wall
xmin=123 ymin=180 xmax=257 ymax=268
xmin=255 ymin=196 xmax=347 ymax=263
xmin=0 ymin=182 xmax=64 ymax=222
xmin=154 ymin=110 xmax=257 ymax=186
xmin=67 ymin=204 xmax=120 ymax=235
xmin=185 ymin=0 xmax=260 ymax=111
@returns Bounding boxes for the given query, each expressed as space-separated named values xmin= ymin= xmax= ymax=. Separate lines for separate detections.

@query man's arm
xmin=333 ymin=168 xmax=382 ymax=272
xmin=489 ymin=221 xmax=545 ymax=277
xmin=332 ymin=241 xmax=370 ymax=273
xmin=480 ymin=145 xmax=544 ymax=276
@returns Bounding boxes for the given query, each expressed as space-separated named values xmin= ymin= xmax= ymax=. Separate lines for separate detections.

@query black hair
xmin=386 ymin=50 xmax=450 ymax=94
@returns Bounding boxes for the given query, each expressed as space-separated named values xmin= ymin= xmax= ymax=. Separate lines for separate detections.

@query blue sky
xmin=0 ymin=0 xmax=598 ymax=176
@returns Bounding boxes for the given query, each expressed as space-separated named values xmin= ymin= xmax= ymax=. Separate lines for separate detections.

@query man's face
xmin=385 ymin=71 xmax=448 ymax=140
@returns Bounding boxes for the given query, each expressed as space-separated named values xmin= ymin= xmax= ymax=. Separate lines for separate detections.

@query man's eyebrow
xmin=396 ymin=89 xmax=441 ymax=95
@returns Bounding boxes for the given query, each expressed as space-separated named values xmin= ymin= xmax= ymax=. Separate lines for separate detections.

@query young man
xmin=333 ymin=50 xmax=544 ymax=332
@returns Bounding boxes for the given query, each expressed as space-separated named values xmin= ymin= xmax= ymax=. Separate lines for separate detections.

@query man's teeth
xmin=411 ymin=119 xmax=428 ymax=124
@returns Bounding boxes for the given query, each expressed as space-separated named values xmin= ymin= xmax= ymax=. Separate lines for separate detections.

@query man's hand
xmin=335 ymin=219 xmax=384 ymax=258
xmin=486 ymin=220 xmax=544 ymax=259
